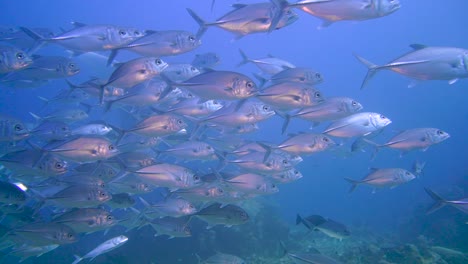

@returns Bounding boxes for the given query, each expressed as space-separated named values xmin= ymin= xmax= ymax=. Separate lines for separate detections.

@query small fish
xmin=149 ymin=216 xmax=192 ymax=238
xmin=283 ymin=97 xmax=363 ymax=133
xmin=20 ymin=24 xmax=140 ymax=53
xmin=31 ymin=121 xmax=71 ymax=141
xmin=71 ymin=122 xmax=113 ymax=136
xmin=4 ymin=55 xmax=79 ymax=81
xmin=270 ymin=168 xmax=303 ymax=183
xmin=263 ymin=67 xmax=323 ymax=86
xmin=192 ymin=52 xmax=220 ymax=70
xmin=41 ymin=136 xmax=119 ymax=163
xmin=30 ymin=108 xmax=89 ymax=124
xmin=108 ymin=175 xmax=152 ymax=194
xmin=425 ymin=188 xmax=468 ymax=214
xmin=72 ymin=235 xmax=128 ymax=264
xmin=345 ymin=168 xmax=416 ymax=193
xmin=142 ymin=196 xmax=197 ymax=218
xmin=355 ymin=44 xmax=468 ymax=89
xmin=162 ymin=63 xmax=201 ymax=82
xmin=412 ymin=160 xmax=426 ymax=176
xmin=107 ymin=30 xmax=201 ymax=65
xmin=323 ymin=112 xmax=391 ymax=138
xmin=261 ymin=133 xmax=336 ymax=156
xmin=238 ymin=49 xmax=295 ymax=75
xmin=52 ymin=208 xmax=115 ymax=233
xmin=158 ymin=140 xmax=217 ymax=161
xmin=257 ymin=82 xmax=324 ymax=111
xmin=224 ymin=172 xmax=279 ymax=196
xmin=45 ymin=184 xmax=112 ymax=208
xmin=8 ymin=222 xmax=77 ymax=246
xmin=119 ymin=113 xmax=187 ymax=138
xmin=164 ymin=98 xmax=224 ymax=117
xmin=132 ymin=163 xmax=201 ymax=190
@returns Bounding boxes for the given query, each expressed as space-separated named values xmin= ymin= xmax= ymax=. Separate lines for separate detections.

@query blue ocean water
xmin=0 ymin=0 xmax=467 ymax=263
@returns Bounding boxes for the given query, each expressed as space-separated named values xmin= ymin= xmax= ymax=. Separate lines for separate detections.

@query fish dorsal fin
xmin=231 ymin=4 xmax=247 ymax=9
xmin=409 ymin=44 xmax=427 ymax=50
xmin=71 ymin=21 xmax=87 ymax=28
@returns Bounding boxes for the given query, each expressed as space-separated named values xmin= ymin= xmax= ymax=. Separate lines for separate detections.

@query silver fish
xmin=159 ymin=141 xmax=217 ymax=161
xmin=4 ymin=55 xmax=79 ymax=80
xmin=0 ymin=115 xmax=29 ymax=142
xmin=345 ymin=168 xmax=416 ymax=193
xmin=355 ymin=45 xmax=468 ymax=89
xmin=20 ymin=24 xmax=140 ymax=52
xmin=164 ymin=98 xmax=224 ymax=117
xmin=72 ymin=235 xmax=128 ymax=264
xmin=265 ymin=67 xmax=323 ymax=86
xmin=30 ymin=108 xmax=88 ymax=124
xmin=149 ymin=216 xmax=192 ymax=238
xmin=323 ymin=112 xmax=391 ymax=138
xmin=132 ymin=163 xmax=201 ymax=190
xmin=238 ymin=49 xmax=295 ymax=75
xmin=224 ymin=173 xmax=279 ymax=195
xmin=187 ymin=2 xmax=298 ymax=38
xmin=9 ymin=222 xmax=77 ymax=246
xmin=71 ymin=122 xmax=113 ymax=136
xmin=45 ymin=184 xmax=112 ymax=207
xmin=52 ymin=208 xmax=115 ymax=233
xmin=262 ymin=133 xmax=336 ymax=156
xmin=42 ymin=136 xmax=119 ymax=163
xmin=291 ymin=0 xmax=400 ymax=28
xmin=162 ymin=64 xmax=201 ymax=82
xmin=257 ymin=82 xmax=324 ymax=111
xmin=121 ymin=113 xmax=187 ymax=138
xmin=171 ymin=70 xmax=258 ymax=101
xmin=142 ymin=197 xmax=197 ymax=218
xmin=366 ymin=128 xmax=450 ymax=154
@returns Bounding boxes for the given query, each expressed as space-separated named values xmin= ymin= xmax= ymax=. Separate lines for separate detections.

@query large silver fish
xmin=291 ymin=0 xmax=401 ymax=28
xmin=355 ymin=45 xmax=468 ymax=89
xmin=187 ymin=1 xmax=298 ymax=38
xmin=345 ymin=168 xmax=416 ymax=193
xmin=72 ymin=235 xmax=128 ymax=264
xmin=52 ymin=208 xmax=116 ymax=233
xmin=323 ymin=112 xmax=391 ymax=138
xmin=20 ymin=23 xmax=141 ymax=53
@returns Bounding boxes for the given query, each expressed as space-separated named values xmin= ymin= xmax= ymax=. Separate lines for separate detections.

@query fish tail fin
xmin=281 ymin=113 xmax=291 ymax=135
xmin=295 ymin=213 xmax=304 ymax=225
xmin=107 ymin=49 xmax=119 ymax=67
xmin=37 ymin=96 xmax=50 ymax=111
xmin=269 ymin=0 xmax=289 ymax=33
xmin=344 ymin=178 xmax=359 ymax=193
xmin=186 ymin=8 xmax=208 ymax=38
xmin=424 ymin=188 xmax=447 ymax=214
xmin=279 ymin=241 xmax=288 ymax=258
xmin=353 ymin=53 xmax=379 ymax=90
xmin=71 ymin=255 xmax=83 ymax=264
xmin=256 ymin=141 xmax=273 ymax=163
xmin=253 ymin=73 xmax=267 ymax=87
xmin=19 ymin=27 xmax=47 ymax=53
xmin=237 ymin=49 xmax=250 ymax=67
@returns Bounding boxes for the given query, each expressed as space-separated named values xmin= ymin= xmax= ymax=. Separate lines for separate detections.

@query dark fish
xmin=195 ymin=203 xmax=249 ymax=228
xmin=0 ymin=181 xmax=26 ymax=204
xmin=8 ymin=222 xmax=77 ymax=246
xmin=148 ymin=216 xmax=192 ymax=238
xmin=192 ymin=52 xmax=220 ymax=70
xmin=45 ymin=184 xmax=112 ymax=208
xmin=296 ymin=214 xmax=350 ymax=240
xmin=31 ymin=121 xmax=71 ymax=141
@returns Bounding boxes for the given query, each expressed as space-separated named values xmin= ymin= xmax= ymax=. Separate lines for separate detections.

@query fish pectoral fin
xmin=448 ymin=78 xmax=459 ymax=85
xmin=379 ymin=60 xmax=431 ymax=69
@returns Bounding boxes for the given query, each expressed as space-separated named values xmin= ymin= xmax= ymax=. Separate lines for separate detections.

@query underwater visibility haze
xmin=0 ymin=0 xmax=466 ymax=263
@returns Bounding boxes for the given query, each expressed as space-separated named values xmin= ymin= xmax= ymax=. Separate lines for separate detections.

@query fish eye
xmin=107 ymin=215 xmax=113 ymax=220
xmin=218 ymin=188 xmax=224 ymax=193
xmin=189 ymin=204 xmax=194 ymax=208
xmin=246 ymin=81 xmax=254 ymax=88
xmin=272 ymin=183 xmax=277 ymax=188
xmin=55 ymin=163 xmax=63 ymax=169
xmin=190 ymin=66 xmax=197 ymax=71
xmin=14 ymin=124 xmax=23 ymax=131
xmin=405 ymin=171 xmax=411 ymax=176
xmin=193 ymin=175 xmax=200 ymax=181
xmin=315 ymin=73 xmax=321 ymax=79
xmin=69 ymin=63 xmax=75 ymax=68
xmin=206 ymin=146 xmax=212 ymax=149
xmin=68 ymin=233 xmax=74 ymax=238
xmin=79 ymin=111 xmax=85 ymax=116
xmin=437 ymin=130 xmax=445 ymax=135
xmin=323 ymin=137 xmax=329 ymax=142
xmin=134 ymin=30 xmax=141 ymax=36
xmin=61 ymin=126 xmax=67 ymax=131
xmin=100 ymin=191 xmax=107 ymax=196
xmin=314 ymin=92 xmax=321 ymax=98
xmin=119 ymin=30 xmax=126 ymax=36
xmin=108 ymin=145 xmax=115 ymax=150
xmin=155 ymin=59 xmax=162 ymax=65
xmin=282 ymin=160 xmax=288 ymax=164
xmin=263 ymin=105 xmax=270 ymax=111
xmin=188 ymin=35 xmax=195 ymax=41
xmin=294 ymin=170 xmax=299 ymax=174
xmin=379 ymin=114 xmax=386 ymax=119
xmin=16 ymin=53 xmax=24 ymax=60
xmin=352 ymin=101 xmax=357 ymax=106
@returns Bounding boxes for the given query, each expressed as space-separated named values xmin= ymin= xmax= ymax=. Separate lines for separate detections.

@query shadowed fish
xmin=52 ymin=208 xmax=115 ymax=233
xmin=238 ymin=49 xmax=295 ymax=75
xmin=296 ymin=214 xmax=350 ymax=240
xmin=345 ymin=168 xmax=416 ymax=193
xmin=194 ymin=203 xmax=249 ymax=228
xmin=7 ymin=222 xmax=77 ymax=246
